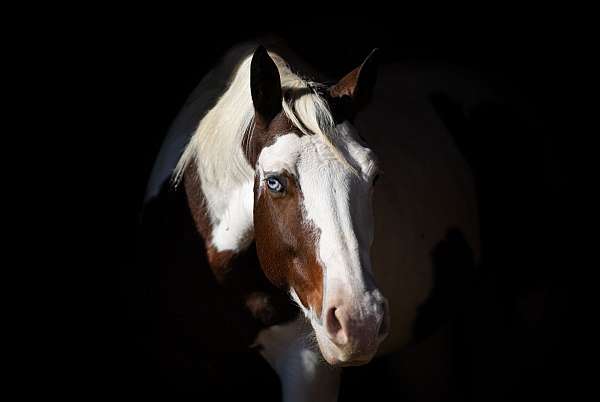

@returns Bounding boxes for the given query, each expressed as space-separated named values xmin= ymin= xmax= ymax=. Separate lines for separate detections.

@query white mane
xmin=173 ymin=51 xmax=337 ymax=192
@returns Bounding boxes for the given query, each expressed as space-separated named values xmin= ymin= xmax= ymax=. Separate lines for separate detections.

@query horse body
xmin=357 ymin=64 xmax=481 ymax=352
xmin=145 ymin=42 xmax=480 ymax=401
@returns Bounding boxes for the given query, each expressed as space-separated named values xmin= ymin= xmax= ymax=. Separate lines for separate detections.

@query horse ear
xmin=328 ymin=48 xmax=379 ymax=118
xmin=251 ymin=46 xmax=282 ymax=128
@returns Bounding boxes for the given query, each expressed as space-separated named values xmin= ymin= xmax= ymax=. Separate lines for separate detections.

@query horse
xmin=143 ymin=41 xmax=480 ymax=401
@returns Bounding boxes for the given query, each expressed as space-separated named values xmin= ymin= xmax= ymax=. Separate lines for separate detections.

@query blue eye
xmin=266 ymin=176 xmax=284 ymax=193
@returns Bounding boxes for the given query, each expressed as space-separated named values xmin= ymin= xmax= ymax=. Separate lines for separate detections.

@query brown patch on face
xmin=253 ymin=170 xmax=324 ymax=316
xmin=243 ymin=91 xmax=330 ymax=317
xmin=243 ymin=109 xmax=325 ymax=316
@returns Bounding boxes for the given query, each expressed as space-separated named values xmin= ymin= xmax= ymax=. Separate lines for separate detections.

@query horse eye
xmin=266 ymin=176 xmax=284 ymax=193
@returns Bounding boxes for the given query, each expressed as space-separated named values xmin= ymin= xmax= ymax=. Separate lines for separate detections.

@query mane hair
xmin=173 ymin=50 xmax=340 ymax=192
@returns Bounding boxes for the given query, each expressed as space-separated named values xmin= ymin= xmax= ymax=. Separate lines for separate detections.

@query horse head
xmin=248 ymin=46 xmax=389 ymax=366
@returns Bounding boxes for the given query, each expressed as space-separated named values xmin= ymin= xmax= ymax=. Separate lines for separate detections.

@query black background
xmin=28 ymin=12 xmax=585 ymax=401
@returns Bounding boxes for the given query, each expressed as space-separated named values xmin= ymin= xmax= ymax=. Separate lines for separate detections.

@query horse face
xmin=252 ymin=120 xmax=388 ymax=366
xmin=249 ymin=46 xmax=388 ymax=366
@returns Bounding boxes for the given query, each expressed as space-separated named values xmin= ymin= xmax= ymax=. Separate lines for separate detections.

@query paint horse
xmin=144 ymin=43 xmax=480 ymax=402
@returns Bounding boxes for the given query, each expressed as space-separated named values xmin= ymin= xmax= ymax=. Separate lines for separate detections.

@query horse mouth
xmin=319 ymin=340 xmax=378 ymax=367
xmin=338 ymin=357 xmax=373 ymax=367
xmin=323 ymin=352 xmax=375 ymax=367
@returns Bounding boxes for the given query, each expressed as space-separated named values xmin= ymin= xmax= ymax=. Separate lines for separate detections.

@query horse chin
xmin=312 ymin=323 xmax=378 ymax=368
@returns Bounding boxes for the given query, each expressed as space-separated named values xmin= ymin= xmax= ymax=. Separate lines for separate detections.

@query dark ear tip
xmin=252 ymin=45 xmax=277 ymax=70
xmin=253 ymin=45 xmax=268 ymax=58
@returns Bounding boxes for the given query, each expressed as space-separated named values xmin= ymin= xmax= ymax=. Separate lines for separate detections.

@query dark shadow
xmin=414 ymin=228 xmax=476 ymax=342
xmin=429 ymin=92 xmax=479 ymax=174
xmin=118 ymin=181 xmax=285 ymax=400
xmin=426 ymin=91 xmax=573 ymax=401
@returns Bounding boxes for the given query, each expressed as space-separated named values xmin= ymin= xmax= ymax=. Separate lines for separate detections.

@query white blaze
xmin=257 ymin=122 xmax=379 ymax=317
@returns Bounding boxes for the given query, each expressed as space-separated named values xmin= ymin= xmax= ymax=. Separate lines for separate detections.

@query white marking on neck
xmin=208 ymin=179 xmax=254 ymax=252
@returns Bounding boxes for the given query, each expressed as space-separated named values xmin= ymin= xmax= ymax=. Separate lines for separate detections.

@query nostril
xmin=326 ymin=307 xmax=342 ymax=337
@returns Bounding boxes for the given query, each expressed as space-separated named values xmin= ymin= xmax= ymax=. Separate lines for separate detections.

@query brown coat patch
xmin=243 ymin=110 xmax=325 ymax=317
xmin=183 ymin=163 xmax=297 ymax=327
xmin=253 ymin=171 xmax=324 ymax=316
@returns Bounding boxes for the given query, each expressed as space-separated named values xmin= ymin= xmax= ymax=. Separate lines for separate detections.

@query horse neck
xmin=183 ymin=160 xmax=254 ymax=273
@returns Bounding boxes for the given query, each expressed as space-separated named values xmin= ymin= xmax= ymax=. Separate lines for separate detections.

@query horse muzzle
xmin=317 ymin=290 xmax=390 ymax=366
